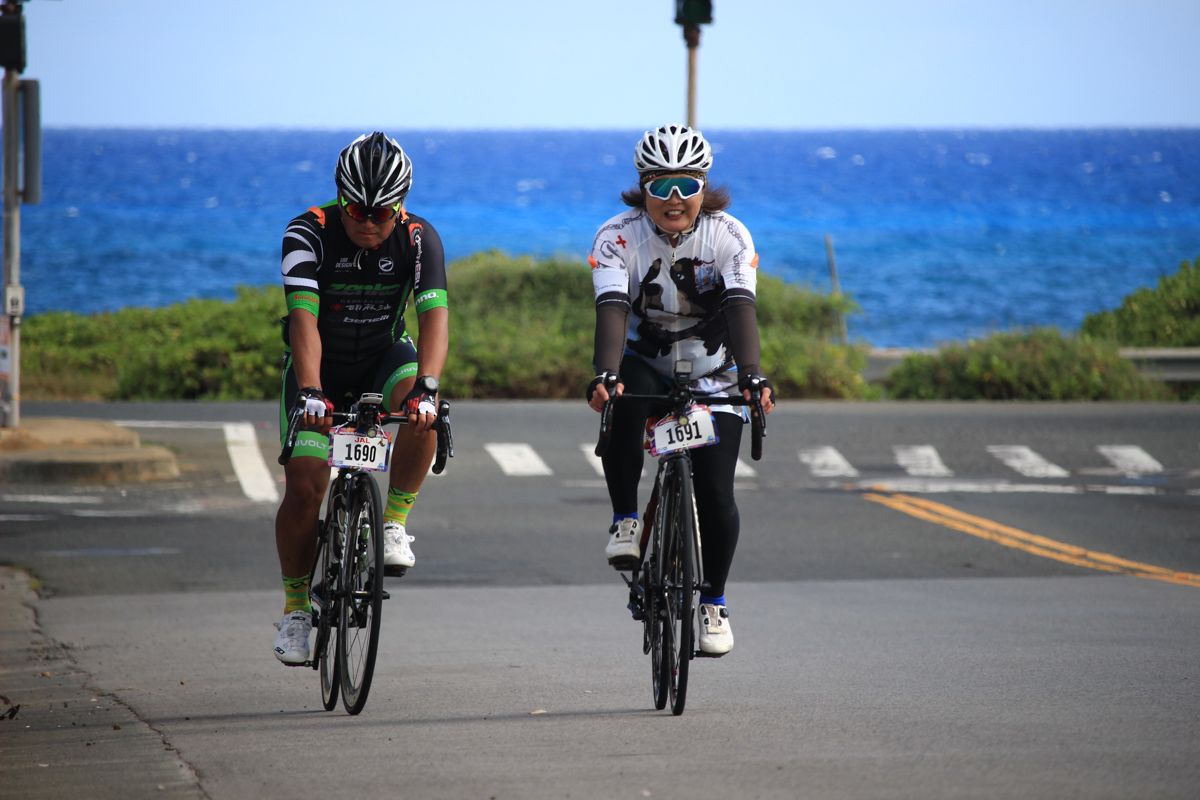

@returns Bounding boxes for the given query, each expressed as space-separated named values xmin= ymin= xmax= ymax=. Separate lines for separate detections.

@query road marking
xmin=70 ymin=509 xmax=153 ymax=518
xmin=894 ymin=445 xmax=953 ymax=477
xmin=223 ymin=423 xmax=280 ymax=503
xmin=799 ymin=446 xmax=859 ymax=477
xmin=2 ymin=494 xmax=102 ymax=504
xmin=1097 ymin=445 xmax=1164 ymax=475
xmin=485 ymin=443 xmax=552 ymax=476
xmin=858 ymin=479 xmax=1081 ymax=494
xmin=734 ymin=458 xmax=757 ymax=478
xmin=987 ymin=445 xmax=1070 ymax=478
xmin=579 ymin=444 xmax=606 ymax=477
xmin=863 ymin=491 xmax=1200 ymax=589
xmin=115 ymin=420 xmax=229 ymax=429
xmin=39 ymin=547 xmax=182 ymax=558
xmin=1089 ymin=485 xmax=1160 ymax=496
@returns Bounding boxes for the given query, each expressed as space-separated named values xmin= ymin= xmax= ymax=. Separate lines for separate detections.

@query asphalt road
xmin=3 ymin=400 xmax=1199 ymax=799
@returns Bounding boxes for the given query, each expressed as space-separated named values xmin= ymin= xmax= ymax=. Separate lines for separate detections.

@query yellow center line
xmin=862 ymin=490 xmax=1200 ymax=589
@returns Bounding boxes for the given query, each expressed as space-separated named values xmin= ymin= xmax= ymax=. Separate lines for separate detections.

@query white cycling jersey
xmin=589 ymin=207 xmax=758 ymax=398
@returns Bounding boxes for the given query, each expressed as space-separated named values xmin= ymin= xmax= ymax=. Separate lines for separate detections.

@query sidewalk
xmin=0 ymin=566 xmax=205 ymax=799
xmin=0 ymin=417 xmax=179 ymax=484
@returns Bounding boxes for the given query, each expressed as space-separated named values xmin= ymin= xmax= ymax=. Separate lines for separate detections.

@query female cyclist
xmin=586 ymin=124 xmax=775 ymax=656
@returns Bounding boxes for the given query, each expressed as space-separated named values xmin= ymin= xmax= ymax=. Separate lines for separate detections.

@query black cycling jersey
xmin=280 ymin=199 xmax=448 ymax=364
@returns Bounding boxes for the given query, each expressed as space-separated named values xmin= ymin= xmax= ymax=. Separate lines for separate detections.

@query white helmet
xmin=335 ymin=132 xmax=413 ymax=207
xmin=634 ymin=124 xmax=713 ymax=175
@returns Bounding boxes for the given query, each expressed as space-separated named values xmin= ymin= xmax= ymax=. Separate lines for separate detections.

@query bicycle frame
xmin=596 ymin=360 xmax=766 ymax=713
xmin=277 ymin=391 xmax=455 ymax=713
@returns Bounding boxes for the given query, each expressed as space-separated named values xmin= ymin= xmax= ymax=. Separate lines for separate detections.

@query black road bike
xmin=596 ymin=360 xmax=765 ymax=716
xmin=279 ymin=392 xmax=454 ymax=715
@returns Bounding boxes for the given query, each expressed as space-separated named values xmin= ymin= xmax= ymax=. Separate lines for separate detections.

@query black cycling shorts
xmin=278 ymin=336 xmax=419 ymax=460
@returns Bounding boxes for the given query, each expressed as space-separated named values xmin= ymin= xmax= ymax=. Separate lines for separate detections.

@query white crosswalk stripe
xmin=1097 ymin=445 xmax=1164 ymax=475
xmin=986 ymin=445 xmax=1070 ymax=478
xmin=224 ymin=423 xmax=280 ymax=503
xmin=798 ymin=446 xmax=860 ymax=477
xmin=485 ymin=443 xmax=553 ymax=476
xmin=894 ymin=445 xmax=953 ymax=477
xmin=579 ymin=443 xmax=606 ymax=477
xmin=734 ymin=458 xmax=758 ymax=478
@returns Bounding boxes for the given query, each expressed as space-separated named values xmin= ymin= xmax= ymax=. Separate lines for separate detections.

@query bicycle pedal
xmin=608 ymin=556 xmax=640 ymax=572
xmin=282 ymin=660 xmax=312 ymax=668
xmin=694 ymin=650 xmax=726 ymax=659
xmin=381 ymin=590 xmax=392 ymax=600
xmin=384 ymin=565 xmax=408 ymax=578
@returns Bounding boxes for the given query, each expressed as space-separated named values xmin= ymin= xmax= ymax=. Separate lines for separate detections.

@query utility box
xmin=0 ymin=11 xmax=24 ymax=74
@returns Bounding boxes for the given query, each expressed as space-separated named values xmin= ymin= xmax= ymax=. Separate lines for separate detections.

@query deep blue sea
xmin=19 ymin=128 xmax=1200 ymax=347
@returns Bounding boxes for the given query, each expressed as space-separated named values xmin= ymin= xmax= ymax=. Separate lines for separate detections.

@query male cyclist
xmin=273 ymin=132 xmax=449 ymax=664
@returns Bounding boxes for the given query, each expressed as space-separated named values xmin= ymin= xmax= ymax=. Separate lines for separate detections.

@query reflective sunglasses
xmin=340 ymin=196 xmax=401 ymax=224
xmin=643 ymin=176 xmax=705 ymax=201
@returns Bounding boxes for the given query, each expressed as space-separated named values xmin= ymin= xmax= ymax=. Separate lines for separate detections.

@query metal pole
xmin=684 ymin=23 xmax=700 ymax=128
xmin=2 ymin=66 xmax=19 ymax=427
xmin=825 ymin=234 xmax=848 ymax=344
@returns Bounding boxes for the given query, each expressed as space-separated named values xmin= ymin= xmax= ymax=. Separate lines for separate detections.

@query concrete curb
xmin=0 ymin=445 xmax=180 ymax=484
xmin=0 ymin=418 xmax=180 ymax=484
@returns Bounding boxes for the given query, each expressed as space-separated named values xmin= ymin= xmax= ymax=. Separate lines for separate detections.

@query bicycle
xmin=278 ymin=391 xmax=454 ymax=715
xmin=595 ymin=360 xmax=765 ymax=716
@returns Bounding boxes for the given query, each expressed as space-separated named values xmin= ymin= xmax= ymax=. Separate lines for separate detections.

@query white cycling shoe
xmin=383 ymin=521 xmax=415 ymax=572
xmin=698 ymin=603 xmax=734 ymax=656
xmin=273 ymin=610 xmax=312 ymax=665
xmin=605 ymin=518 xmax=642 ymax=570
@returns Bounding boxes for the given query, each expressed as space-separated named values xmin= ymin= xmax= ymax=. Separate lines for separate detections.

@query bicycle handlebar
xmin=595 ymin=377 xmax=766 ymax=461
xmin=279 ymin=394 xmax=454 ymax=472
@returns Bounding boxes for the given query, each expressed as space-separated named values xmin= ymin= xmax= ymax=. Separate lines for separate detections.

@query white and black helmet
xmin=634 ymin=124 xmax=713 ymax=175
xmin=335 ymin=132 xmax=413 ymax=207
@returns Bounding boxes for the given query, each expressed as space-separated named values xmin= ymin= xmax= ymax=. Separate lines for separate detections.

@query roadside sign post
xmin=675 ymin=0 xmax=712 ymax=129
xmin=0 ymin=0 xmax=37 ymax=429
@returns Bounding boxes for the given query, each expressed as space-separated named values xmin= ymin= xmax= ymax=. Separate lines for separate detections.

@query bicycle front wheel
xmin=337 ymin=472 xmax=385 ymax=715
xmin=312 ymin=513 xmax=341 ymax=712
xmin=648 ymin=465 xmax=674 ymax=711
xmin=662 ymin=460 xmax=696 ymax=716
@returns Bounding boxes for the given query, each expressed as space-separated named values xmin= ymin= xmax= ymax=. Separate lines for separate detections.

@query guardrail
xmin=864 ymin=348 xmax=1200 ymax=384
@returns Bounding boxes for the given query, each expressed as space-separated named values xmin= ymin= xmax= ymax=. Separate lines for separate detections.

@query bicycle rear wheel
xmin=337 ymin=472 xmax=384 ymax=715
xmin=662 ymin=460 xmax=696 ymax=716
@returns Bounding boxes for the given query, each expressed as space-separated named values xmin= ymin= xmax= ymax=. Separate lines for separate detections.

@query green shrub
xmin=1081 ymin=256 xmax=1200 ymax=346
xmin=22 ymin=286 xmax=285 ymax=401
xmin=887 ymin=328 xmax=1171 ymax=401
xmin=22 ymin=251 xmax=865 ymax=401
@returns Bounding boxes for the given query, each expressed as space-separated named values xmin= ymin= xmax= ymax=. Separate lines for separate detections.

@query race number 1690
xmin=329 ymin=427 xmax=392 ymax=472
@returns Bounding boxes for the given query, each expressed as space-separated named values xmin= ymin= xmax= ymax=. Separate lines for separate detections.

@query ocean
xmin=18 ymin=128 xmax=1200 ymax=347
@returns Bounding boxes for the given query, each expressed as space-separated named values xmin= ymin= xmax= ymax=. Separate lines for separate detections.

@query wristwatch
xmin=416 ymin=375 xmax=440 ymax=395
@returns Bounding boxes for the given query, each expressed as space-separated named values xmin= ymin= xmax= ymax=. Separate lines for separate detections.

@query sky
xmin=21 ymin=0 xmax=1200 ymax=129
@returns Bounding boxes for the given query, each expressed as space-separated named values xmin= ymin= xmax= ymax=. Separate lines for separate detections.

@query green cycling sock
xmin=282 ymin=573 xmax=312 ymax=615
xmin=385 ymin=487 xmax=418 ymax=526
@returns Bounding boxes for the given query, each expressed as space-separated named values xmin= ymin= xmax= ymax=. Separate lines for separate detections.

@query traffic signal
xmin=0 ymin=4 xmax=25 ymax=74
xmin=675 ymin=0 xmax=713 ymax=26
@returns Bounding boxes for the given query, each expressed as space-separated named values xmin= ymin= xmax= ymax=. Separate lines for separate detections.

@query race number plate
xmin=328 ymin=427 xmax=392 ymax=472
xmin=650 ymin=405 xmax=719 ymax=457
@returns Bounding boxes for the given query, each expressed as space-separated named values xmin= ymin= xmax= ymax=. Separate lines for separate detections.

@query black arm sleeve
xmin=721 ymin=297 xmax=761 ymax=377
xmin=593 ymin=292 xmax=630 ymax=373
